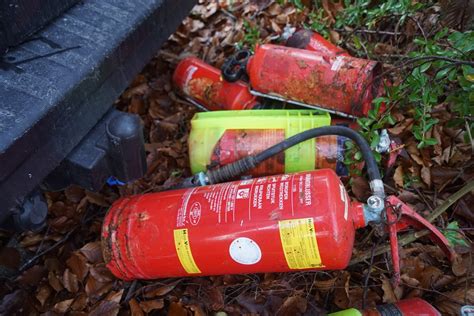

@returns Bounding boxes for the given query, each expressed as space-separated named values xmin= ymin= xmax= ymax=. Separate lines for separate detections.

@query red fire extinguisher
xmin=285 ymin=29 xmax=386 ymax=121
xmin=102 ymin=126 xmax=455 ymax=282
xmin=329 ymin=298 xmax=441 ymax=316
xmin=222 ymin=44 xmax=383 ymax=118
xmin=172 ymin=57 xmax=259 ymax=111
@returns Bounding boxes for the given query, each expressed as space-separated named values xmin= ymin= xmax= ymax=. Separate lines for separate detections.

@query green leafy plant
xmin=402 ymin=174 xmax=420 ymax=189
xmin=307 ymin=8 xmax=331 ymax=39
xmin=443 ymin=221 xmax=469 ymax=248
xmin=388 ymin=30 xmax=473 ymax=148
xmin=335 ymin=0 xmax=425 ymax=29
xmin=344 ymin=97 xmax=395 ymax=175
xmin=276 ymin=0 xmax=305 ymax=10
xmin=237 ymin=20 xmax=261 ymax=51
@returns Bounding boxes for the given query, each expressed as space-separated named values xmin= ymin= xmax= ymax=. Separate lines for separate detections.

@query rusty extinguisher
xmin=172 ymin=56 xmax=259 ymax=111
xmin=329 ymin=298 xmax=441 ymax=316
xmin=101 ymin=126 xmax=455 ymax=282
xmin=222 ymin=42 xmax=383 ymax=118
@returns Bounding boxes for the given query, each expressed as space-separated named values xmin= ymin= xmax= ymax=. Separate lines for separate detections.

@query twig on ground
xmin=406 ymin=16 xmax=428 ymax=41
xmin=335 ymin=28 xmax=402 ymax=36
xmin=398 ymin=55 xmax=474 ymax=66
xmin=16 ymin=228 xmax=77 ymax=274
xmin=362 ymin=238 xmax=381 ymax=309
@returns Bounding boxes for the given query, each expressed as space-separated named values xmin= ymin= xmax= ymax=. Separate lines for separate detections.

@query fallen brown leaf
xmin=53 ymin=298 xmax=74 ymax=314
xmin=381 ymin=276 xmax=398 ymax=303
xmin=129 ymin=298 xmax=144 ymax=316
xmin=63 ymin=268 xmax=79 ymax=293
xmin=278 ymin=295 xmax=307 ymax=315
xmin=36 ymin=285 xmax=52 ymax=307
xmin=143 ymin=280 xmax=181 ymax=298
xmin=16 ymin=265 xmax=47 ymax=286
xmin=71 ymin=293 xmax=88 ymax=311
xmin=85 ymin=274 xmax=113 ymax=299
xmin=89 ymin=300 xmax=120 ymax=316
xmin=48 ymin=271 xmax=64 ymax=292
xmin=67 ymin=252 xmax=89 ymax=282
xmin=80 ymin=241 xmax=103 ymax=264
xmin=421 ymin=166 xmax=431 ymax=187
xmin=139 ymin=299 xmax=165 ymax=313
xmin=314 ymin=277 xmax=337 ymax=292
xmin=394 ymin=165 xmax=405 ymax=187
xmin=435 ymin=288 xmax=474 ymax=315
xmin=89 ymin=265 xmax=115 ymax=283
xmin=168 ymin=302 xmax=188 ymax=316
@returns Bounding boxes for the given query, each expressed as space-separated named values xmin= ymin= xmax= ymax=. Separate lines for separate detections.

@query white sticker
xmin=239 ymin=180 xmax=253 ymax=185
xmin=331 ymin=56 xmax=344 ymax=71
xmin=229 ymin=237 xmax=262 ymax=265
xmin=183 ymin=65 xmax=198 ymax=94
xmin=236 ymin=188 xmax=250 ymax=199
xmin=339 ymin=183 xmax=349 ymax=221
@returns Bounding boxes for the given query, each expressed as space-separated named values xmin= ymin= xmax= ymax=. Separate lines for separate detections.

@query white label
xmin=229 ymin=237 xmax=262 ymax=265
xmin=188 ymin=202 xmax=201 ymax=226
xmin=339 ymin=183 xmax=349 ymax=221
xmin=236 ymin=188 xmax=250 ymax=199
xmin=183 ymin=65 xmax=198 ymax=94
xmin=331 ymin=56 xmax=344 ymax=71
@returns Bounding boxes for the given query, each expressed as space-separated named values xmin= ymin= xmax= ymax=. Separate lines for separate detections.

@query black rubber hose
xmin=255 ymin=126 xmax=381 ymax=182
xmin=205 ymin=126 xmax=381 ymax=184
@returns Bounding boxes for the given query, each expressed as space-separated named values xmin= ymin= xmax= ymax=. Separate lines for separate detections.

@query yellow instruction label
xmin=278 ymin=218 xmax=323 ymax=269
xmin=173 ymin=229 xmax=201 ymax=274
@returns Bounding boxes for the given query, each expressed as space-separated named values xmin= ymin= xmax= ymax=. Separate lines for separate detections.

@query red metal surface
xmin=208 ymin=129 xmax=346 ymax=176
xmin=173 ymin=57 xmax=258 ymax=110
xmin=385 ymin=196 xmax=457 ymax=286
xmin=362 ymin=298 xmax=441 ymax=316
xmin=102 ymin=169 xmax=365 ymax=280
xmin=286 ymin=29 xmax=349 ymax=57
xmin=247 ymin=44 xmax=382 ymax=117
xmin=331 ymin=118 xmax=359 ymax=129
xmin=209 ymin=129 xmax=286 ymax=176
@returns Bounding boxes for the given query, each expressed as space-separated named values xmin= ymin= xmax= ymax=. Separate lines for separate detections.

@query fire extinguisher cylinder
xmin=185 ymin=125 xmax=385 ymax=199
xmin=222 ymin=44 xmax=382 ymax=118
xmin=102 ymin=169 xmax=454 ymax=281
xmin=103 ymin=169 xmax=369 ymax=280
xmin=173 ymin=57 xmax=259 ymax=111
xmin=189 ymin=110 xmax=354 ymax=178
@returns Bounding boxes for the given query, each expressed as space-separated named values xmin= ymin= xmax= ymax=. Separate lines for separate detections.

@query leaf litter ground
xmin=0 ymin=1 xmax=473 ymax=315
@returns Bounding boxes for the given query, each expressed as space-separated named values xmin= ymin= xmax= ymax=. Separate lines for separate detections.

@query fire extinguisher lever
xmin=385 ymin=195 xmax=457 ymax=286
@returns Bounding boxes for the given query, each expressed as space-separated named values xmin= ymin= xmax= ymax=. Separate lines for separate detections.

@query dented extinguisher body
xmin=246 ymin=44 xmax=382 ymax=118
xmin=173 ymin=57 xmax=258 ymax=111
xmin=102 ymin=169 xmax=366 ymax=280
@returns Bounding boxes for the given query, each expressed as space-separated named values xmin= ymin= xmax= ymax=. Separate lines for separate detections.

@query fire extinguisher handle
xmin=385 ymin=195 xmax=457 ymax=287
xmin=221 ymin=50 xmax=251 ymax=82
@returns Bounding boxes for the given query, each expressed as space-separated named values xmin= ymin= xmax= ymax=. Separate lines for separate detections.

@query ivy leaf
xmin=443 ymin=222 xmax=469 ymax=247
xmin=435 ymin=67 xmax=451 ymax=80
xmin=423 ymin=138 xmax=438 ymax=146
xmin=419 ymin=62 xmax=432 ymax=73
